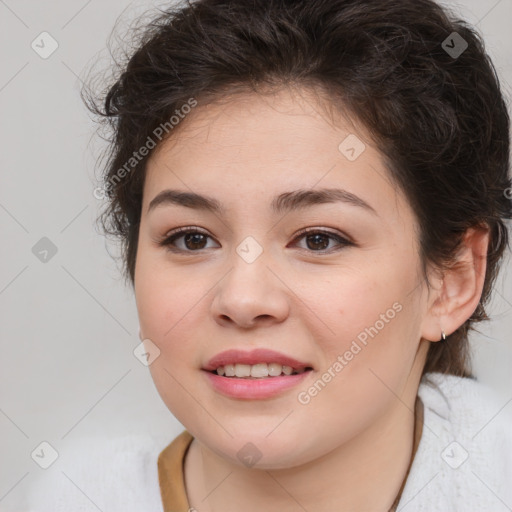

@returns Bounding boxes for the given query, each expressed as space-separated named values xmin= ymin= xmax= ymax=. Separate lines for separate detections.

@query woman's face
xmin=134 ymin=87 xmax=433 ymax=468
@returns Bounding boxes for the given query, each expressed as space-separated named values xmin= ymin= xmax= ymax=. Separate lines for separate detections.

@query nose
xmin=210 ymin=248 xmax=290 ymax=329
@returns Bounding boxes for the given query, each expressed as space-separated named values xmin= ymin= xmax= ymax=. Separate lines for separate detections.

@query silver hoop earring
xmin=441 ymin=330 xmax=446 ymax=341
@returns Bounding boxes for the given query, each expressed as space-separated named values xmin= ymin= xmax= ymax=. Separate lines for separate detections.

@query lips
xmin=203 ymin=348 xmax=312 ymax=372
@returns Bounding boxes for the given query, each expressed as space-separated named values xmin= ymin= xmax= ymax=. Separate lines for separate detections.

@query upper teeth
xmin=216 ymin=363 xmax=305 ymax=378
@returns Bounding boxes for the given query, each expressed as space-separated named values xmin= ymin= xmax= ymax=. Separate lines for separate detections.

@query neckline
xmin=158 ymin=395 xmax=424 ymax=511
xmin=389 ymin=395 xmax=425 ymax=511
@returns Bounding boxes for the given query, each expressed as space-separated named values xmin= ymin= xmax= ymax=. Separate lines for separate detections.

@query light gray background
xmin=1 ymin=0 xmax=511 ymax=509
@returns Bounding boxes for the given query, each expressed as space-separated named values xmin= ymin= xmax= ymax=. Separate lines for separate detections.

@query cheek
xmin=135 ymin=251 xmax=205 ymax=342
xmin=315 ymin=274 xmax=398 ymax=347
xmin=313 ymin=264 xmax=420 ymax=384
xmin=136 ymin=265 xmax=208 ymax=424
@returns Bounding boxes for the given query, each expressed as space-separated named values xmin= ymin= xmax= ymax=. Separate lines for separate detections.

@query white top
xmin=22 ymin=372 xmax=512 ymax=511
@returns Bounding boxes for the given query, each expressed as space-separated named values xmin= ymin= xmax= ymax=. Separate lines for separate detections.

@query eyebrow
xmin=147 ymin=187 xmax=377 ymax=216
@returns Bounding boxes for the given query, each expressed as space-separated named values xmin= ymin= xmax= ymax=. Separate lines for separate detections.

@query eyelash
xmin=157 ymin=226 xmax=354 ymax=254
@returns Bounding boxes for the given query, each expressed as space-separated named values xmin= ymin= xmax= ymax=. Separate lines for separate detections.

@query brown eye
xmin=182 ymin=232 xmax=208 ymax=250
xmin=291 ymin=228 xmax=353 ymax=253
xmin=305 ymin=233 xmax=330 ymax=251
xmin=159 ymin=227 xmax=219 ymax=252
xmin=159 ymin=226 xmax=352 ymax=254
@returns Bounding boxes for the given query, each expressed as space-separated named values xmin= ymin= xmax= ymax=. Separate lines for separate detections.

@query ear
xmin=420 ymin=226 xmax=489 ymax=342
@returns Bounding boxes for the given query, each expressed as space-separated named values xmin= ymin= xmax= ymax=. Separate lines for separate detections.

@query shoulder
xmin=418 ymin=372 xmax=511 ymax=446
xmin=23 ymin=433 xmax=171 ymax=511
xmin=397 ymin=372 xmax=512 ymax=512
xmin=418 ymin=373 xmax=506 ymax=414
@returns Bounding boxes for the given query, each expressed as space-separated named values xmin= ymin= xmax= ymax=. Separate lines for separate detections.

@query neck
xmin=185 ymin=382 xmax=421 ymax=512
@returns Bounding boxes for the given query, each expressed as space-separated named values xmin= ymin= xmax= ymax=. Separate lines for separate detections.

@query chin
xmin=203 ymin=427 xmax=313 ymax=469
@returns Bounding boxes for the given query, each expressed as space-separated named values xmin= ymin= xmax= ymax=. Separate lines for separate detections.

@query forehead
xmin=149 ymin=86 xmax=363 ymax=162
xmin=143 ymin=87 xmax=412 ymax=227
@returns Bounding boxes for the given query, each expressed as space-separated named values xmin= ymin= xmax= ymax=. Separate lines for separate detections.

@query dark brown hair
xmin=84 ymin=0 xmax=512 ymax=379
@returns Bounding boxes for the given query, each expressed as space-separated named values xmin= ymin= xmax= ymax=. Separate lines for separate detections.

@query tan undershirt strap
xmin=158 ymin=430 xmax=194 ymax=512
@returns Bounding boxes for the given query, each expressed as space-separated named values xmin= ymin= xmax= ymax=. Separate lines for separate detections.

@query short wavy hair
xmin=84 ymin=0 xmax=512 ymax=379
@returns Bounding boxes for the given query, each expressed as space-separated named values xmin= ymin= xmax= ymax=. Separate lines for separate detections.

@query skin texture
xmin=134 ymin=86 xmax=488 ymax=511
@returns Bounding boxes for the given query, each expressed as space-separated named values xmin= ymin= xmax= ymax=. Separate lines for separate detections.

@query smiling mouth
xmin=209 ymin=363 xmax=314 ymax=379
